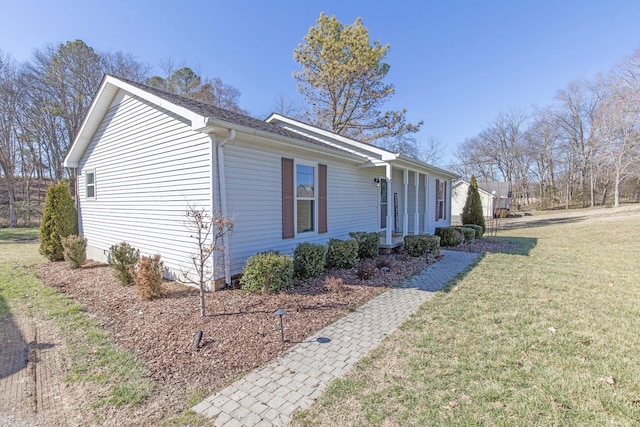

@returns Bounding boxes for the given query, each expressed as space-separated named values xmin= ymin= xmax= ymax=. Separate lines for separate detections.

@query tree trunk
xmin=6 ymin=173 xmax=17 ymax=228
xmin=614 ymin=170 xmax=620 ymax=207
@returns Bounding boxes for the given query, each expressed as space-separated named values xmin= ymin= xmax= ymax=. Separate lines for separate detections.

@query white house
xmin=451 ymin=179 xmax=511 ymax=220
xmin=64 ymin=75 xmax=457 ymax=287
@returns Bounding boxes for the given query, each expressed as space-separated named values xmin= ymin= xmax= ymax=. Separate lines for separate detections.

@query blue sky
xmin=2 ymin=1 xmax=640 ymax=167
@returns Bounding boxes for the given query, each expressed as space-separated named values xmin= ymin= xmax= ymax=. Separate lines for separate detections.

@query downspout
xmin=217 ymin=129 xmax=236 ymax=286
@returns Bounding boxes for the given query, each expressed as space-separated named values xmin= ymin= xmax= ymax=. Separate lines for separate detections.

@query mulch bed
xmin=33 ymin=238 xmax=514 ymax=423
xmin=34 ymin=253 xmax=434 ymax=393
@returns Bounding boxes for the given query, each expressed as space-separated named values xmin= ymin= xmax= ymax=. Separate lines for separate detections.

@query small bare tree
xmin=182 ymin=206 xmax=233 ymax=317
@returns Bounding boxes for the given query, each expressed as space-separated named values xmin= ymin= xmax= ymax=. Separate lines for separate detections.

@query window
xmin=86 ymin=171 xmax=96 ymax=199
xmin=296 ymin=164 xmax=316 ymax=233
xmin=437 ymin=180 xmax=446 ymax=220
xmin=282 ymin=158 xmax=326 ymax=239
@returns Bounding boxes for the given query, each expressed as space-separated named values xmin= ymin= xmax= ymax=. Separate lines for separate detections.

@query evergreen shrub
xmin=326 ymin=238 xmax=358 ymax=269
xmin=109 ymin=242 xmax=140 ymax=286
xmin=435 ymin=227 xmax=464 ymax=247
xmin=455 ymin=227 xmax=477 ymax=243
xmin=240 ymin=252 xmax=293 ymax=294
xmin=463 ymin=224 xmax=484 ymax=238
xmin=462 ymin=175 xmax=486 ymax=233
xmin=348 ymin=231 xmax=380 ymax=259
xmin=293 ymin=242 xmax=327 ymax=279
xmin=404 ymin=235 xmax=441 ymax=257
xmin=61 ymin=235 xmax=87 ymax=269
xmin=133 ymin=254 xmax=164 ymax=300
xmin=39 ymin=180 xmax=78 ymax=261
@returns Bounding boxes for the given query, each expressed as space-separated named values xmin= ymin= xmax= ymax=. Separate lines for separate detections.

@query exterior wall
xmin=77 ymin=92 xmax=212 ymax=280
xmin=452 ymin=181 xmax=494 ymax=219
xmin=424 ymin=175 xmax=452 ymax=234
xmin=222 ymin=140 xmax=380 ymax=276
xmin=75 ymin=89 xmax=458 ymax=283
xmin=451 ymin=181 xmax=469 ymax=221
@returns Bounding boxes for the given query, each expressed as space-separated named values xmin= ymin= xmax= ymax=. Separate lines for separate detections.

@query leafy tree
xmin=40 ymin=180 xmax=78 ymax=261
xmin=25 ymin=40 xmax=103 ymax=180
xmin=461 ymin=175 xmax=486 ymax=233
xmin=293 ymin=13 xmax=422 ymax=143
xmin=147 ymin=64 xmax=247 ymax=114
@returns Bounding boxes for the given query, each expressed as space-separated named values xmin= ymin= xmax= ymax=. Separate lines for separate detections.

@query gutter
xmin=217 ymin=129 xmax=236 ymax=285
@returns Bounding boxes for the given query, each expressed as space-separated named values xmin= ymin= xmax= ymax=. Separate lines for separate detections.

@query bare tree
xmin=0 ymin=52 xmax=23 ymax=227
xmin=100 ymin=50 xmax=150 ymax=82
xmin=554 ymin=79 xmax=603 ymax=207
xmin=524 ymin=108 xmax=562 ymax=207
xmin=24 ymin=40 xmax=103 ymax=181
xmin=271 ymin=93 xmax=305 ymax=120
xmin=597 ymin=53 xmax=640 ymax=206
xmin=375 ymin=135 xmax=444 ymax=165
xmin=182 ymin=206 xmax=233 ymax=317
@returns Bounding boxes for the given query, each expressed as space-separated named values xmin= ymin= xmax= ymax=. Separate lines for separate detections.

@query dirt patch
xmin=25 ymin=252 xmax=437 ymax=425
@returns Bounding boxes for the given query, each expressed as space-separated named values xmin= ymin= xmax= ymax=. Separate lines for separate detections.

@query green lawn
xmin=295 ymin=207 xmax=640 ymax=426
xmin=0 ymin=228 xmax=155 ymax=408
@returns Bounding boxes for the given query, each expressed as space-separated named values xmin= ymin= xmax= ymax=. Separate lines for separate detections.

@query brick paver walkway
xmin=193 ymin=250 xmax=481 ymax=426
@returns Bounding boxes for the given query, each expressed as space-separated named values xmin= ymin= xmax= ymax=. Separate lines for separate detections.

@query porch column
xmin=403 ymin=169 xmax=408 ymax=237
xmin=414 ymin=172 xmax=420 ymax=235
xmin=385 ymin=163 xmax=393 ymax=245
xmin=424 ymin=174 xmax=430 ymax=233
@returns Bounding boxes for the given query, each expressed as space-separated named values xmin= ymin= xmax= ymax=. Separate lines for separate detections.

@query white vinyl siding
xmin=222 ymin=140 xmax=379 ymax=275
xmin=77 ymin=92 xmax=212 ymax=278
xmin=85 ymin=170 xmax=96 ymax=199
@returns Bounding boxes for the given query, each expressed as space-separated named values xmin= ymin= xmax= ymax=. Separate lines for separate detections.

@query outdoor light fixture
xmin=274 ymin=309 xmax=287 ymax=342
xmin=373 ymin=177 xmax=381 ymax=186
xmin=195 ymin=330 xmax=203 ymax=351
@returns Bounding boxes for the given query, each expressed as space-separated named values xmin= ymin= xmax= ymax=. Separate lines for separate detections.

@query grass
xmin=0 ymin=228 xmax=155 ymax=407
xmin=294 ymin=206 xmax=640 ymax=426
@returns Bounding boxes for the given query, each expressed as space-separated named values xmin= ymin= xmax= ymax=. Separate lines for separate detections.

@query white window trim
xmin=294 ymin=160 xmax=318 ymax=236
xmin=86 ymin=169 xmax=96 ymax=200
xmin=437 ymin=180 xmax=445 ymax=220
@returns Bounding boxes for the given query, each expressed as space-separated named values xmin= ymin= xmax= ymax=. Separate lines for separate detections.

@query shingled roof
xmin=115 ymin=76 xmax=329 ymax=148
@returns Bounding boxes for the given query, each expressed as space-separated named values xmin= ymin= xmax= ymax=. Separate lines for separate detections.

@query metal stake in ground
xmin=274 ymin=309 xmax=287 ymax=342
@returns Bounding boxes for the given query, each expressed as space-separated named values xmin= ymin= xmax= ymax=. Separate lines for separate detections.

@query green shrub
xmin=462 ymin=224 xmax=484 ymax=238
xmin=133 ymin=254 xmax=164 ymax=300
xmin=61 ymin=235 xmax=87 ymax=269
xmin=240 ymin=252 xmax=293 ymax=294
xmin=404 ymin=235 xmax=441 ymax=257
xmin=109 ymin=242 xmax=140 ymax=286
xmin=435 ymin=227 xmax=464 ymax=247
xmin=348 ymin=231 xmax=380 ymax=259
xmin=293 ymin=242 xmax=327 ymax=279
xmin=455 ymin=227 xmax=476 ymax=243
xmin=356 ymin=259 xmax=378 ymax=280
xmin=39 ymin=180 xmax=78 ymax=261
xmin=462 ymin=174 xmax=486 ymax=233
xmin=326 ymin=238 xmax=359 ymax=269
